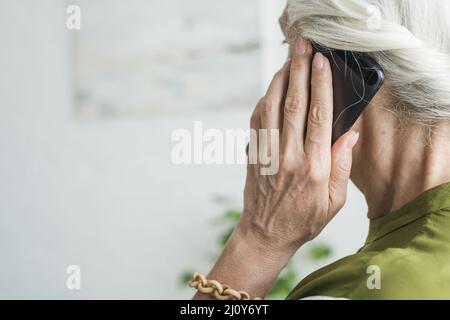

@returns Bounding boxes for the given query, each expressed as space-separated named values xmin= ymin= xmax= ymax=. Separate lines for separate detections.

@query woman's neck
xmin=351 ymin=110 xmax=450 ymax=219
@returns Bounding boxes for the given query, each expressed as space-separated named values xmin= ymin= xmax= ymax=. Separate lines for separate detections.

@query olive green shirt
xmin=287 ymin=182 xmax=450 ymax=300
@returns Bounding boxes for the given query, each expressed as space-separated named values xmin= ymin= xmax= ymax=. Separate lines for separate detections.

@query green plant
xmin=181 ymin=198 xmax=333 ymax=299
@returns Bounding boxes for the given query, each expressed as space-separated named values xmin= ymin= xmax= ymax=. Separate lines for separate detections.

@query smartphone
xmin=312 ymin=43 xmax=385 ymax=144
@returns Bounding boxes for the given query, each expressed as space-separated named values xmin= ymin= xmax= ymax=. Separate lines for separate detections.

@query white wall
xmin=0 ymin=0 xmax=368 ymax=299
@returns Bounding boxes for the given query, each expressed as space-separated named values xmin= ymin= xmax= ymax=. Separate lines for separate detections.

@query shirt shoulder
xmin=288 ymin=245 xmax=450 ymax=299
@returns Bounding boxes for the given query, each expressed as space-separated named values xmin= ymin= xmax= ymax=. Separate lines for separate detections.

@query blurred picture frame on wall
xmin=73 ymin=0 xmax=262 ymax=119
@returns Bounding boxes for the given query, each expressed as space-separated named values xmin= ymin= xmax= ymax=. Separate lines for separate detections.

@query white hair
xmin=285 ymin=0 xmax=450 ymax=123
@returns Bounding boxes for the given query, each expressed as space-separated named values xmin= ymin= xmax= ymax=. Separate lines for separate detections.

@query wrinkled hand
xmin=236 ymin=38 xmax=360 ymax=258
xmin=192 ymin=38 xmax=361 ymax=300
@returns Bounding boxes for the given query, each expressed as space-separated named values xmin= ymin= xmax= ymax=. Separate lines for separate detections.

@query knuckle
xmin=278 ymin=165 xmax=294 ymax=178
xmin=290 ymin=57 xmax=309 ymax=71
xmin=278 ymin=154 xmax=297 ymax=176
xmin=250 ymin=108 xmax=260 ymax=127
xmin=308 ymin=99 xmax=329 ymax=125
xmin=259 ymin=97 xmax=275 ymax=115
xmin=305 ymin=133 xmax=321 ymax=147
xmin=306 ymin=163 xmax=327 ymax=184
xmin=273 ymin=69 xmax=285 ymax=81
xmin=284 ymin=93 xmax=305 ymax=113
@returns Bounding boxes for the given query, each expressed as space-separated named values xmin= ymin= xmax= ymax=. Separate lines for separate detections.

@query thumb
xmin=328 ymin=130 xmax=359 ymax=217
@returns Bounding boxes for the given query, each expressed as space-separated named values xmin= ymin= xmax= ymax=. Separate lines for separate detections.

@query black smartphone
xmin=312 ymin=43 xmax=385 ymax=144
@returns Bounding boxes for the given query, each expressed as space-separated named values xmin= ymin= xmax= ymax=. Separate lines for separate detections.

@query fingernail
xmin=347 ymin=132 xmax=360 ymax=149
xmin=313 ymin=53 xmax=324 ymax=70
xmin=295 ymin=37 xmax=308 ymax=55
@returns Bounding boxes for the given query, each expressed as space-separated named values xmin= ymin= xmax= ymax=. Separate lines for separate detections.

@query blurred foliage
xmin=309 ymin=243 xmax=333 ymax=261
xmin=181 ymin=198 xmax=333 ymax=299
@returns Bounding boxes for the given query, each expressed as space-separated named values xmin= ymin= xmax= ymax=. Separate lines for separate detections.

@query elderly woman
xmin=191 ymin=0 xmax=450 ymax=300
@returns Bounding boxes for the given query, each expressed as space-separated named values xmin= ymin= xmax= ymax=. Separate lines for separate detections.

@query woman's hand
xmin=236 ymin=38 xmax=360 ymax=260
xmin=193 ymin=38 xmax=359 ymax=299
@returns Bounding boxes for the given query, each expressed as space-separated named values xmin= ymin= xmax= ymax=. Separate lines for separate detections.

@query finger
xmin=328 ymin=130 xmax=359 ymax=217
xmin=281 ymin=38 xmax=313 ymax=155
xmin=260 ymin=60 xmax=290 ymax=160
xmin=248 ymin=102 xmax=261 ymax=166
xmin=305 ymin=52 xmax=333 ymax=164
